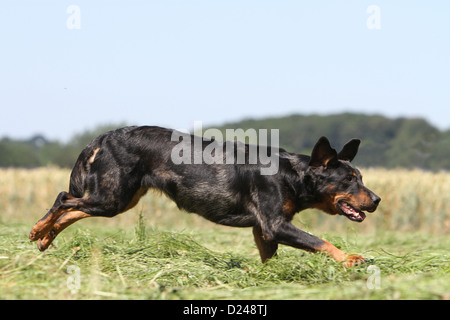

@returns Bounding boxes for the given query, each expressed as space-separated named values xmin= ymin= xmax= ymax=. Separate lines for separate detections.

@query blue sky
xmin=1 ymin=1 xmax=449 ymax=141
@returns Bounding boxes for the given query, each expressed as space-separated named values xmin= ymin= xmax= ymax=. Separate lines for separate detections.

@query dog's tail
xmin=68 ymin=136 xmax=104 ymax=198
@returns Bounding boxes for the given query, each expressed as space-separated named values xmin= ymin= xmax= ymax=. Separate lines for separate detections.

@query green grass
xmin=1 ymin=216 xmax=448 ymax=300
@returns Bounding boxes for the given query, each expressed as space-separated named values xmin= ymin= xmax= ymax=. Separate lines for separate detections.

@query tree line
xmin=0 ymin=123 xmax=126 ymax=168
xmin=1 ymin=113 xmax=449 ymax=170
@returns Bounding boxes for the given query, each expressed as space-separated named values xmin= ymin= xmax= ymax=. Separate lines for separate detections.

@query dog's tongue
xmin=341 ymin=202 xmax=366 ymax=222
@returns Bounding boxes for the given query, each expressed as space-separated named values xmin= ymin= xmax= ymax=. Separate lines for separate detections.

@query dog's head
xmin=307 ymin=137 xmax=381 ymax=222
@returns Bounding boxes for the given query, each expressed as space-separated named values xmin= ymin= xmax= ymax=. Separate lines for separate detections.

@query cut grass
xmin=1 ymin=168 xmax=448 ymax=300
xmin=0 ymin=220 xmax=448 ymax=300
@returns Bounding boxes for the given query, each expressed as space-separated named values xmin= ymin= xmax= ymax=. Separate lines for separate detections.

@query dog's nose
xmin=373 ymin=195 xmax=381 ymax=206
xmin=365 ymin=193 xmax=380 ymax=212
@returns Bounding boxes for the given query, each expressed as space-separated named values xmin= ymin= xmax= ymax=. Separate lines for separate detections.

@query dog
xmin=29 ymin=126 xmax=380 ymax=267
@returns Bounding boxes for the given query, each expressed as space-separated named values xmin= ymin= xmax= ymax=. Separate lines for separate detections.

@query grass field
xmin=0 ymin=168 xmax=449 ymax=300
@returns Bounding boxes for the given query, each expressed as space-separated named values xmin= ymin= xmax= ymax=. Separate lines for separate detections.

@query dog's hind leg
xmin=29 ymin=190 xmax=107 ymax=248
xmin=29 ymin=192 xmax=108 ymax=251
xmin=35 ymin=210 xmax=92 ymax=251
xmin=30 ymin=182 xmax=147 ymax=251
xmin=253 ymin=225 xmax=278 ymax=263
xmin=29 ymin=191 xmax=76 ymax=242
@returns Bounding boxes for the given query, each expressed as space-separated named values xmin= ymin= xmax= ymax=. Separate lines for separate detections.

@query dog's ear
xmin=309 ymin=136 xmax=338 ymax=168
xmin=338 ymin=139 xmax=361 ymax=162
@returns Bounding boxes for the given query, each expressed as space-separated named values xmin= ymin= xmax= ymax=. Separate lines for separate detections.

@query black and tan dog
xmin=29 ymin=126 xmax=380 ymax=267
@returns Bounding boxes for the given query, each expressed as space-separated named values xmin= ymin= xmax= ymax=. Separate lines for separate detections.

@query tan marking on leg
xmin=317 ymin=240 xmax=348 ymax=262
xmin=317 ymin=240 xmax=366 ymax=267
xmin=37 ymin=210 xmax=92 ymax=251
xmin=29 ymin=208 xmax=68 ymax=241
xmin=122 ymin=188 xmax=148 ymax=213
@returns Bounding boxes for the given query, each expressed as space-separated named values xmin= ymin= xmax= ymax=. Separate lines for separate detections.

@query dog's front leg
xmin=265 ymin=221 xmax=365 ymax=267
xmin=316 ymin=240 xmax=366 ymax=267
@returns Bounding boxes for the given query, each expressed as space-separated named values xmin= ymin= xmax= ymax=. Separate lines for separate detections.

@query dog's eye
xmin=345 ymin=175 xmax=355 ymax=182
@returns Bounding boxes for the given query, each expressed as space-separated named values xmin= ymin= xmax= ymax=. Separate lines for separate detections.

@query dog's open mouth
xmin=338 ymin=201 xmax=366 ymax=222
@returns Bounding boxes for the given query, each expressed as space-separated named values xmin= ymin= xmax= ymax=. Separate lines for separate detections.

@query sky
xmin=0 ymin=1 xmax=449 ymax=141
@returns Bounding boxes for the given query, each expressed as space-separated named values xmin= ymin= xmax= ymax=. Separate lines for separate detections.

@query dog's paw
xmin=29 ymin=223 xmax=45 ymax=242
xmin=343 ymin=254 xmax=366 ymax=267
xmin=36 ymin=230 xmax=56 ymax=251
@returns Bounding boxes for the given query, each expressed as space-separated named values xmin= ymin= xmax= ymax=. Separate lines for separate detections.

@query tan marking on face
xmin=313 ymin=193 xmax=339 ymax=215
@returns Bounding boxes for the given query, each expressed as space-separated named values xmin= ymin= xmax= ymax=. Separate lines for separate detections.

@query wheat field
xmin=0 ymin=167 xmax=449 ymax=235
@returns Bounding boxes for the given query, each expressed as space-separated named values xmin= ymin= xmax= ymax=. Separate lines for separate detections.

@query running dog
xmin=29 ymin=126 xmax=380 ymax=267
